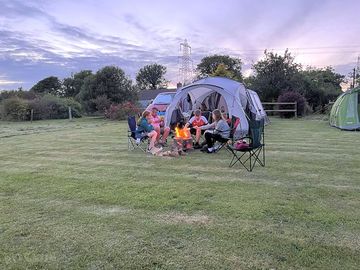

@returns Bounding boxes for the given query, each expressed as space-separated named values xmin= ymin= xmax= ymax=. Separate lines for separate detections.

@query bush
xmin=277 ymin=91 xmax=306 ymax=118
xmin=0 ymin=97 xmax=29 ymax=121
xmin=0 ymin=89 xmax=37 ymax=102
xmin=105 ymin=101 xmax=141 ymax=120
xmin=80 ymin=99 xmax=98 ymax=115
xmin=94 ymin=95 xmax=111 ymax=113
xmin=304 ymin=102 xmax=313 ymax=115
xmin=64 ymin=97 xmax=82 ymax=118
xmin=28 ymin=94 xmax=82 ymax=120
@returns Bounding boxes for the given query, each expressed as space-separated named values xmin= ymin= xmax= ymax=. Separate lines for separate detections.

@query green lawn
xmin=0 ymin=117 xmax=359 ymax=269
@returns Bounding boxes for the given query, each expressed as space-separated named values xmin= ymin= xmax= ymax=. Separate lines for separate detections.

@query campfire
xmin=153 ymin=122 xmax=193 ymax=157
xmin=174 ymin=123 xmax=193 ymax=151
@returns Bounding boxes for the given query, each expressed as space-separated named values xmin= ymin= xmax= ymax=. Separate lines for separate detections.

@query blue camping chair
xmin=227 ymin=118 xmax=265 ymax=171
xmin=127 ymin=116 xmax=148 ymax=152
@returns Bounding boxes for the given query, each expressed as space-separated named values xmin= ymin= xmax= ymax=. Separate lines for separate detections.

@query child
xmin=222 ymin=112 xmax=232 ymax=125
xmin=198 ymin=109 xmax=230 ymax=153
xmin=150 ymin=107 xmax=170 ymax=145
xmin=136 ymin=111 xmax=162 ymax=154
xmin=185 ymin=109 xmax=208 ymax=148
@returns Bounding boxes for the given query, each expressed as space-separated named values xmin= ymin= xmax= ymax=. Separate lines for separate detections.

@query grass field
xmin=0 ymin=117 xmax=359 ymax=269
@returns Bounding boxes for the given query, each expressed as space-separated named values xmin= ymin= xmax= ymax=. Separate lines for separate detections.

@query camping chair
xmin=213 ymin=117 xmax=239 ymax=153
xmin=127 ymin=116 xmax=148 ymax=152
xmin=202 ymin=111 xmax=212 ymax=123
xmin=227 ymin=118 xmax=265 ymax=171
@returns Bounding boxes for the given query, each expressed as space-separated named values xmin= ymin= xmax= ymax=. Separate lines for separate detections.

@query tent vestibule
xmin=164 ymin=77 xmax=268 ymax=138
xmin=330 ymin=87 xmax=360 ymax=130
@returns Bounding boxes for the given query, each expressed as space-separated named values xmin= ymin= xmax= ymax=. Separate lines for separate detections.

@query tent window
xmin=346 ymin=95 xmax=355 ymax=118
xmin=335 ymin=97 xmax=343 ymax=115
xmin=202 ymin=93 xmax=223 ymax=111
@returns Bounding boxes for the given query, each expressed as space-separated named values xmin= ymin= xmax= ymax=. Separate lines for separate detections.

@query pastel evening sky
xmin=0 ymin=0 xmax=359 ymax=89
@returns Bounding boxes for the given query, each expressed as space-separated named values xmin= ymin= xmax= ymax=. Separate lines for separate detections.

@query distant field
xmin=0 ymin=117 xmax=359 ymax=269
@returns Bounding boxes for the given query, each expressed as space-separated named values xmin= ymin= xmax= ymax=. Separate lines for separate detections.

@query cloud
xmin=0 ymin=0 xmax=359 ymax=90
xmin=0 ymin=79 xmax=23 ymax=86
xmin=123 ymin=14 xmax=148 ymax=32
xmin=0 ymin=1 xmax=189 ymax=89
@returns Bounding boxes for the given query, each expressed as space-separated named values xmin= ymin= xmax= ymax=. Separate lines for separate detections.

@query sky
xmin=0 ymin=0 xmax=360 ymax=90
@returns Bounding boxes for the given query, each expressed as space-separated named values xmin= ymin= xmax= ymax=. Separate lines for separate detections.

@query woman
xmin=197 ymin=109 xmax=230 ymax=153
xmin=136 ymin=111 xmax=162 ymax=154
xmin=150 ymin=107 xmax=170 ymax=145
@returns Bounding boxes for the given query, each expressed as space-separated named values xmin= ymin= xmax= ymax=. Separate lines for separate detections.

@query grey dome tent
xmin=164 ymin=77 xmax=267 ymax=138
xmin=330 ymin=87 xmax=360 ymax=130
xmin=247 ymin=89 xmax=267 ymax=120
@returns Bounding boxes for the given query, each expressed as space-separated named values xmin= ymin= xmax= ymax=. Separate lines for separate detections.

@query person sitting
xmin=222 ymin=112 xmax=232 ymax=125
xmin=136 ymin=111 xmax=162 ymax=154
xmin=185 ymin=109 xmax=208 ymax=149
xmin=197 ymin=109 xmax=230 ymax=153
xmin=150 ymin=107 xmax=170 ymax=145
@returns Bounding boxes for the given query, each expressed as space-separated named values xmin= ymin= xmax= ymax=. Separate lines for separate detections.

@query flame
xmin=175 ymin=126 xmax=191 ymax=139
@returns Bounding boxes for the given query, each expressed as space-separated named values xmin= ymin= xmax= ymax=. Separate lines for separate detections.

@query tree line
xmin=0 ymin=49 xmax=353 ymax=121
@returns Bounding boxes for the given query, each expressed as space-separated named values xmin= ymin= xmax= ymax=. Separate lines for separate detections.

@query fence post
xmin=68 ymin=106 xmax=72 ymax=121
xmin=30 ymin=109 xmax=34 ymax=123
xmin=295 ymin=102 xmax=297 ymax=118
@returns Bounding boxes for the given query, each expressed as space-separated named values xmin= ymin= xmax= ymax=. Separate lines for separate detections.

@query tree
xmin=248 ymin=50 xmax=301 ymax=101
xmin=79 ymin=66 xmax=137 ymax=113
xmin=136 ymin=64 xmax=168 ymax=89
xmin=196 ymin=55 xmax=243 ymax=81
xmin=299 ymin=67 xmax=344 ymax=110
xmin=277 ymin=91 xmax=306 ymax=118
xmin=31 ymin=76 xmax=62 ymax=96
xmin=63 ymin=70 xmax=93 ymax=98
xmin=0 ymin=88 xmax=37 ymax=101
xmin=211 ymin=63 xmax=236 ymax=79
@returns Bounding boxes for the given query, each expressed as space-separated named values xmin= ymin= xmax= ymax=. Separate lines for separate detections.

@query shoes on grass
xmin=213 ymin=143 xmax=221 ymax=151
xmin=200 ymin=146 xmax=215 ymax=153
xmin=157 ymin=139 xmax=168 ymax=147
xmin=193 ymin=142 xmax=202 ymax=149
xmin=206 ymin=147 xmax=215 ymax=153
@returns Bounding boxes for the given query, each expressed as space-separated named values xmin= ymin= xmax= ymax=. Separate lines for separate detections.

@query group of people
xmin=136 ymin=107 xmax=234 ymax=154
xmin=136 ymin=107 xmax=170 ymax=154
xmin=186 ymin=109 xmax=231 ymax=153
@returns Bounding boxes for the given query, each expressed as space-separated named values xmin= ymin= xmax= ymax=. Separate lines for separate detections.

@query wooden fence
xmin=262 ymin=102 xmax=298 ymax=117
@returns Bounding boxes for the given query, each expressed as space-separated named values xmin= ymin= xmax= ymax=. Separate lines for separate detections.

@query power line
xmin=356 ymin=55 xmax=360 ymax=87
xmin=221 ymin=45 xmax=360 ymax=53
xmin=201 ymin=45 xmax=360 ymax=58
xmin=179 ymin=39 xmax=193 ymax=86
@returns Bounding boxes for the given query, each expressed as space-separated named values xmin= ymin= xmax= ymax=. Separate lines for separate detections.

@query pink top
xmin=150 ymin=113 xmax=161 ymax=128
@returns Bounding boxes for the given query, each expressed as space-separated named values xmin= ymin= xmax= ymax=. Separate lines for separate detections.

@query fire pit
xmin=174 ymin=125 xmax=193 ymax=151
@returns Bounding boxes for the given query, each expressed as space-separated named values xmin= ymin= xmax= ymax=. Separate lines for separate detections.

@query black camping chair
xmin=202 ymin=111 xmax=212 ymax=123
xmin=213 ymin=117 xmax=239 ymax=153
xmin=227 ymin=118 xmax=265 ymax=171
xmin=127 ymin=116 xmax=148 ymax=152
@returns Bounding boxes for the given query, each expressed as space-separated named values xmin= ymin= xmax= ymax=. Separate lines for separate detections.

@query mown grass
xmin=0 ymin=117 xmax=359 ymax=269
